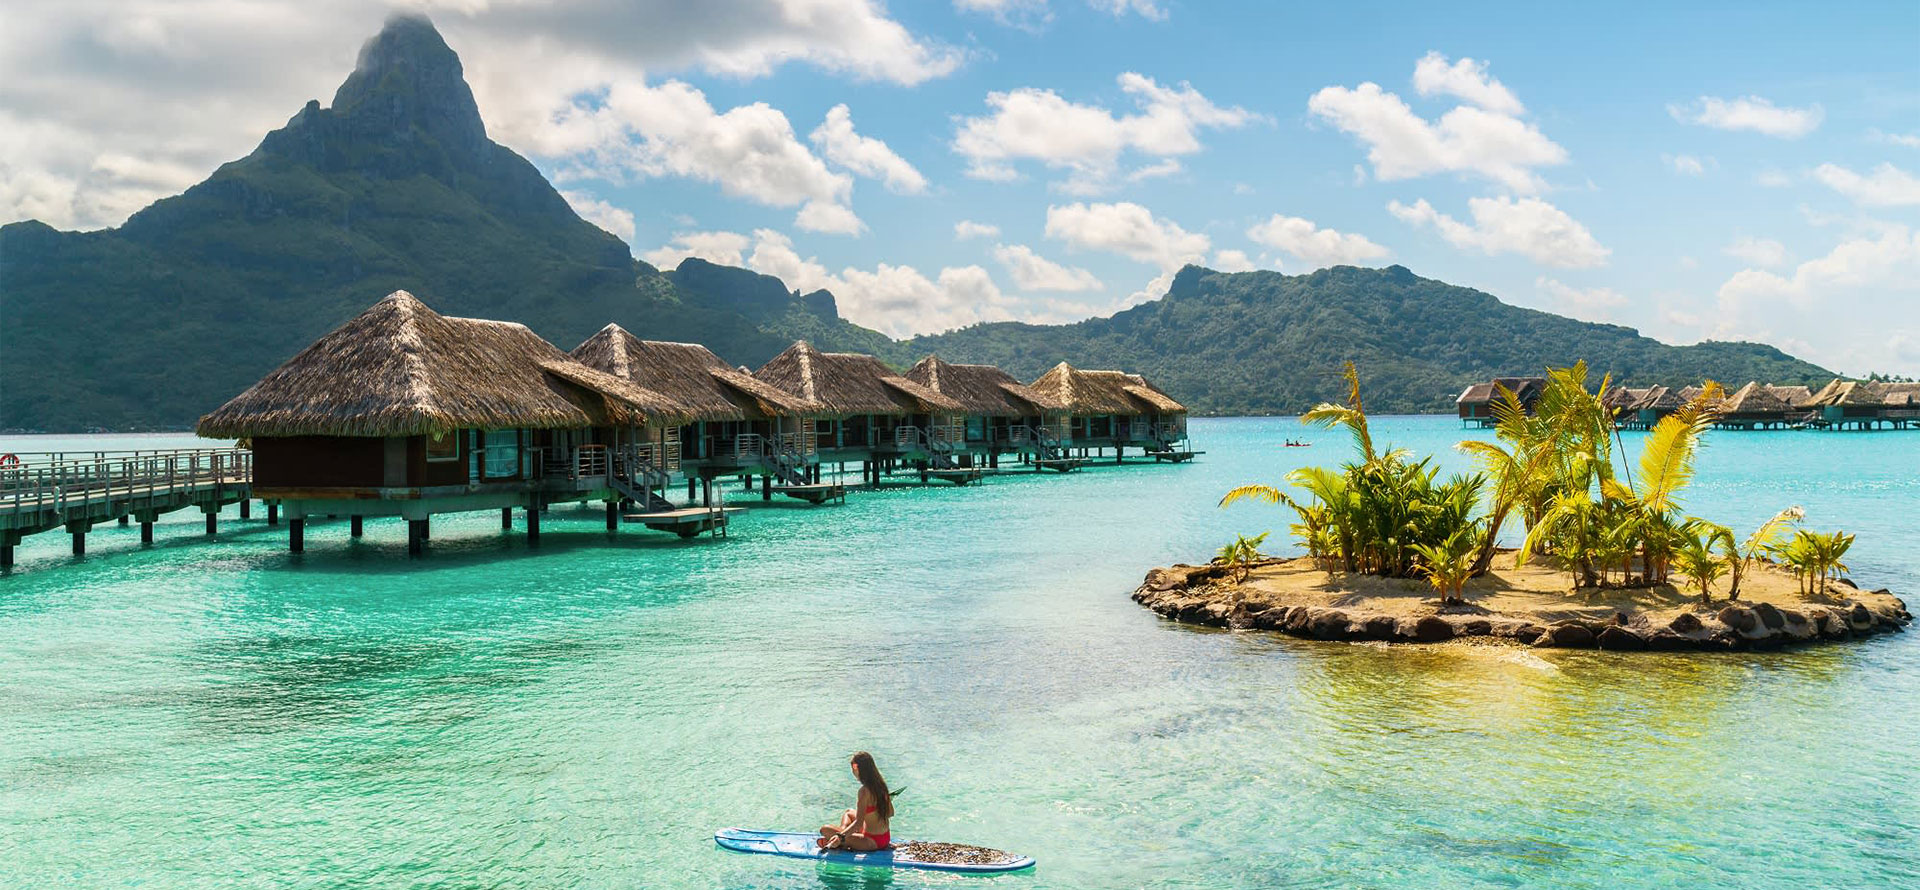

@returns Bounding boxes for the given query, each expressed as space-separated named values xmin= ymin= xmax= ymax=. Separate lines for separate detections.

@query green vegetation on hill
xmin=900 ymin=265 xmax=1832 ymax=415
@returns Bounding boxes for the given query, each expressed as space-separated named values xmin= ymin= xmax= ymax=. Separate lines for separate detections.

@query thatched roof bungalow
xmin=198 ymin=291 xmax=698 ymax=549
xmin=1455 ymin=376 xmax=1546 ymax=425
xmin=904 ymin=355 xmax=1065 ymax=453
xmin=1716 ymin=381 xmax=1795 ymax=427
xmin=572 ymin=325 xmax=821 ymax=470
xmin=1028 ymin=362 xmax=1188 ymax=448
xmin=753 ymin=341 xmax=963 ymax=455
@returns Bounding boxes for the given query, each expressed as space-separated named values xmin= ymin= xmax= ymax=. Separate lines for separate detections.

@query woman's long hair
xmin=851 ymin=752 xmax=892 ymax=820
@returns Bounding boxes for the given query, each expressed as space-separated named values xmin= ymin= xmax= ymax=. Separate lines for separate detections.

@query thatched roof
xmin=1628 ymin=385 xmax=1684 ymax=412
xmin=754 ymin=341 xmax=961 ymax=416
xmin=1028 ymin=362 xmax=1182 ymax=415
xmin=1602 ymin=386 xmax=1646 ymax=410
xmin=1719 ymin=381 xmax=1791 ymax=415
xmin=571 ymin=324 xmax=817 ymax=419
xmin=904 ymin=355 xmax=1064 ymax=416
xmin=199 ymin=291 xmax=689 ymax=438
xmin=1457 ymin=376 xmax=1546 ymax=405
xmin=1764 ymin=384 xmax=1814 ymax=408
xmin=1123 ymin=375 xmax=1186 ymax=414
xmin=1806 ymin=379 xmax=1882 ymax=407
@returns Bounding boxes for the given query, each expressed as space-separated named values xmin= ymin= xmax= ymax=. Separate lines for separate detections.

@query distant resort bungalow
xmin=752 ymin=341 xmax=980 ymax=485
xmin=1460 ymin=373 xmax=1920 ymax=431
xmin=1027 ymin=362 xmax=1194 ymax=462
xmin=1454 ymin=377 xmax=1546 ymax=427
xmin=197 ymin=291 xmax=728 ymax=552
xmin=902 ymin=356 xmax=1074 ymax=470
xmin=569 ymin=325 xmax=833 ymax=503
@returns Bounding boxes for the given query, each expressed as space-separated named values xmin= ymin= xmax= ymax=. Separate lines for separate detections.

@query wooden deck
xmin=1149 ymin=450 xmax=1202 ymax=463
xmin=0 ymin=449 xmax=252 ymax=564
xmin=623 ymin=506 xmax=741 ymax=537
xmin=771 ymin=482 xmax=848 ymax=505
xmin=1033 ymin=457 xmax=1088 ymax=473
xmin=924 ymin=468 xmax=986 ymax=486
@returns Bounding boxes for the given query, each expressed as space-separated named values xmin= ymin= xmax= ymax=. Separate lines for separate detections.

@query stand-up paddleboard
xmin=715 ymin=828 xmax=1036 ymax=874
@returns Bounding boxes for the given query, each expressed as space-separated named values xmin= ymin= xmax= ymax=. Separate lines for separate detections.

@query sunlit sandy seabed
xmin=1 ymin=417 xmax=1916 ymax=888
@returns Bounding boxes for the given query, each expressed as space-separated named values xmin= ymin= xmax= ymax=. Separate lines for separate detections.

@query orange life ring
xmin=0 ymin=453 xmax=17 ymax=468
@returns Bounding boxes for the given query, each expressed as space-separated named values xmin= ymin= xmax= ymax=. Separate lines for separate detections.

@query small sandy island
xmin=1134 ymin=552 xmax=1911 ymax=650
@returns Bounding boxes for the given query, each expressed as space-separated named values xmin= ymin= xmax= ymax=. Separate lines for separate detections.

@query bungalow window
xmin=483 ymin=430 xmax=520 ymax=479
xmin=426 ymin=429 xmax=460 ymax=462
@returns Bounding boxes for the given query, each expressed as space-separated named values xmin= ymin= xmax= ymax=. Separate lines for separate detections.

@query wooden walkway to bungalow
xmin=0 ymin=449 xmax=253 ymax=565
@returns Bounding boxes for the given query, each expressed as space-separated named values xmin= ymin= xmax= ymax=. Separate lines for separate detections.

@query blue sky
xmin=5 ymin=0 xmax=1917 ymax=373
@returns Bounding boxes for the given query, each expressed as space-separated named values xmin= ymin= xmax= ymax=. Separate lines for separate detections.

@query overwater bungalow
xmin=1455 ymin=376 xmax=1546 ymax=427
xmin=198 ymin=291 xmax=728 ymax=553
xmin=1027 ymin=362 xmax=1193 ymax=462
xmin=1804 ymin=379 xmax=1920 ymax=429
xmin=1714 ymin=381 xmax=1796 ymax=429
xmin=902 ymin=356 xmax=1071 ymax=469
xmin=1620 ymin=385 xmax=1684 ymax=430
xmin=570 ymin=325 xmax=830 ymax=502
xmin=752 ymin=341 xmax=974 ymax=485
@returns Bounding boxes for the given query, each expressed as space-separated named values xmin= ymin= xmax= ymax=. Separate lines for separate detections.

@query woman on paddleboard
xmin=818 ymin=752 xmax=892 ymax=851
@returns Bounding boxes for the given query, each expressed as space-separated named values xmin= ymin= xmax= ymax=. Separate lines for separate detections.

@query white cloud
xmin=1245 ymin=213 xmax=1389 ymax=268
xmin=991 ymin=243 xmax=1103 ymax=291
xmin=1668 ymin=96 xmax=1823 ymax=138
xmin=640 ymin=230 xmax=751 ymax=269
xmin=1388 ymin=196 xmax=1610 ymax=268
xmin=1813 ymin=162 xmax=1920 ymax=207
xmin=1411 ymin=51 xmax=1523 ymax=115
xmin=1869 ymin=128 xmax=1920 ymax=149
xmin=1536 ymin=275 xmax=1627 ymax=320
xmin=1125 ymin=158 xmax=1184 ymax=183
xmin=1715 ymin=226 xmax=1920 ymax=373
xmin=0 ymin=1 xmax=961 ymax=230
xmin=953 ymin=72 xmax=1258 ymax=192
xmin=1044 ymin=201 xmax=1209 ymax=269
xmin=1719 ymin=226 xmax=1920 ymax=310
xmin=559 ymin=189 xmax=636 ymax=245
xmin=1088 ymin=0 xmax=1169 ymax=19
xmin=1756 ymin=168 xmax=1793 ymax=188
xmin=542 ymin=78 xmax=863 ymax=234
xmin=1723 ymin=236 xmax=1788 ymax=268
xmin=1666 ymin=154 xmax=1706 ymax=176
xmin=1211 ymin=249 xmax=1256 ymax=272
xmin=953 ymin=220 xmax=1001 ymax=241
xmin=1232 ymin=182 xmax=1254 ymax=195
xmin=1308 ymin=54 xmax=1566 ymax=194
xmin=809 ymin=103 xmax=927 ymax=195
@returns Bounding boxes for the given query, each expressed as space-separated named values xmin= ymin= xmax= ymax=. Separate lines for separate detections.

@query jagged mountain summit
xmin=0 ymin=16 xmax=1832 ymax=431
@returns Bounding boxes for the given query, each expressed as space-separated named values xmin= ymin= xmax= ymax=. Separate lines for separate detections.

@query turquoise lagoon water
xmin=1 ymin=417 xmax=1916 ymax=889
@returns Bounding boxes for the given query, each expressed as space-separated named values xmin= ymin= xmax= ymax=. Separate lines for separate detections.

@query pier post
xmin=350 ymin=516 xmax=364 ymax=538
xmin=688 ymin=478 xmax=697 ymax=500
xmin=762 ymin=476 xmax=772 ymax=501
xmin=606 ymin=500 xmax=618 ymax=531
xmin=72 ymin=528 xmax=86 ymax=556
xmin=239 ymin=499 xmax=251 ymax=519
xmin=140 ymin=521 xmax=154 ymax=544
xmin=1116 ymin=445 xmax=1123 ymax=464
xmin=526 ymin=504 xmax=541 ymax=545
xmin=119 ymin=515 xmax=130 ymax=526
xmin=267 ymin=502 xmax=279 ymax=526
xmin=289 ymin=519 xmax=304 ymax=553
xmin=0 ymin=545 xmax=10 ymax=569
xmin=205 ymin=511 xmax=218 ymax=535
xmin=702 ymin=479 xmax=712 ymax=507
xmin=502 ymin=507 xmax=514 ymax=530
xmin=744 ymin=474 xmax=754 ymax=492
xmin=407 ymin=520 xmax=424 ymax=555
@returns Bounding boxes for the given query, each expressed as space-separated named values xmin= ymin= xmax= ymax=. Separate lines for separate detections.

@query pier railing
xmin=1 ymin=448 xmax=251 ymax=517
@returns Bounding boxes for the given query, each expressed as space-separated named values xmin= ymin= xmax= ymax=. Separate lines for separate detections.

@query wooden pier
xmin=0 ymin=449 xmax=252 ymax=566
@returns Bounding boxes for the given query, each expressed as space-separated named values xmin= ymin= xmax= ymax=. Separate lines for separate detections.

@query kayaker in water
xmin=818 ymin=751 xmax=893 ymax=851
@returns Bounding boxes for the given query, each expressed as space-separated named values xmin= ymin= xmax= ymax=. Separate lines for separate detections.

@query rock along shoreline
xmin=1133 ymin=559 xmax=1913 ymax=651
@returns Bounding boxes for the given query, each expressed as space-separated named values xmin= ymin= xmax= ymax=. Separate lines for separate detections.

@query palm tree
xmin=1671 ymin=530 xmax=1727 ymax=605
xmin=1411 ymin=527 xmax=1478 ymax=605
xmin=1217 ymin=531 xmax=1271 ymax=582
xmin=1302 ymin=361 xmax=1377 ymax=465
xmin=1600 ymin=384 xmax=1723 ymax=585
xmin=1723 ymin=507 xmax=1803 ymax=600
xmin=1456 ymin=386 xmax=1554 ymax=575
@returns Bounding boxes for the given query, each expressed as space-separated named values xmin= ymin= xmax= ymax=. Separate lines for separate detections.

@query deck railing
xmin=1 ymin=448 xmax=251 ymax=516
xmin=893 ymin=425 xmax=924 ymax=449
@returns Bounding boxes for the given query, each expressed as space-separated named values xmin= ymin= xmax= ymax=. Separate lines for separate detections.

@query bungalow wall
xmin=254 ymin=429 xmax=531 ymax=490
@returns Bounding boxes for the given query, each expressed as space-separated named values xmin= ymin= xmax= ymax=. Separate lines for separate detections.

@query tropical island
xmin=1135 ymin=364 xmax=1912 ymax=650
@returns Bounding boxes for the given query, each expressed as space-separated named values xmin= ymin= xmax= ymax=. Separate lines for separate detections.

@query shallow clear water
xmin=2 ymin=417 xmax=1916 ymax=889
